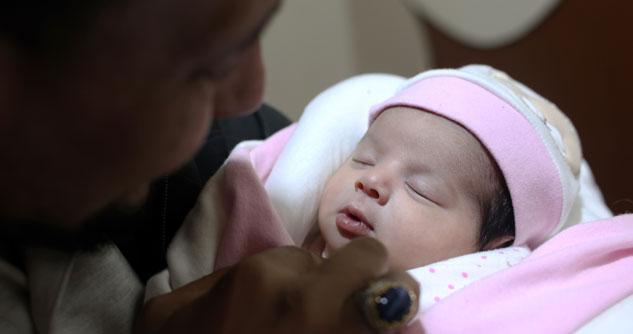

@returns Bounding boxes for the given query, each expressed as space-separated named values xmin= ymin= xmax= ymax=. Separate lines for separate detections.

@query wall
xmin=261 ymin=0 xmax=431 ymax=120
xmin=423 ymin=0 xmax=633 ymax=211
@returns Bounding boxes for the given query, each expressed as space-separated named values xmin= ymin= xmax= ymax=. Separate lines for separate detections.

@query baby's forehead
xmin=367 ymin=107 xmax=497 ymax=186
xmin=368 ymin=107 xmax=478 ymax=151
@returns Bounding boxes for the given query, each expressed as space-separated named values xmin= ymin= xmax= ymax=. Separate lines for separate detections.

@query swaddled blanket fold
xmin=416 ymin=214 xmax=633 ymax=333
xmin=145 ymin=71 xmax=631 ymax=333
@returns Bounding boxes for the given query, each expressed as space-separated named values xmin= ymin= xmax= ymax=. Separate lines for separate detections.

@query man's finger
xmin=138 ymin=267 xmax=231 ymax=333
xmin=314 ymin=239 xmax=420 ymax=333
xmin=239 ymin=245 xmax=323 ymax=278
xmin=282 ymin=238 xmax=390 ymax=331
xmin=320 ymin=237 xmax=389 ymax=277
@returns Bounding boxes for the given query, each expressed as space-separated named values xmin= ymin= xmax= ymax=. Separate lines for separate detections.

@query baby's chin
xmin=322 ymin=232 xmax=351 ymax=256
xmin=307 ymin=236 xmax=342 ymax=258
xmin=321 ymin=237 xmax=356 ymax=258
xmin=322 ymin=243 xmax=335 ymax=258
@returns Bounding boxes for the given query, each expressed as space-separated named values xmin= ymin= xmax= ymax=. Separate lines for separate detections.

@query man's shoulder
xmin=0 ymin=252 xmax=34 ymax=334
xmin=0 ymin=244 xmax=143 ymax=333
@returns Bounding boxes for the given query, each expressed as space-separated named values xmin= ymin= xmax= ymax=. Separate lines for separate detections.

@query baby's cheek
xmin=387 ymin=235 xmax=443 ymax=270
xmin=389 ymin=249 xmax=429 ymax=271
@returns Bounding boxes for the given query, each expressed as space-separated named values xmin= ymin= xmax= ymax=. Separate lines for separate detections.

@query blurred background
xmin=261 ymin=0 xmax=632 ymax=213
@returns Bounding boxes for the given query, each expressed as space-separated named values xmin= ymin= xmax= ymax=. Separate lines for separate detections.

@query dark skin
xmin=2 ymin=0 xmax=276 ymax=225
xmin=0 ymin=0 xmax=420 ymax=332
xmin=138 ymin=239 xmax=420 ymax=333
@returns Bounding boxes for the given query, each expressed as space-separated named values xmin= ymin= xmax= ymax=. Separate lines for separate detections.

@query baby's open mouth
xmin=335 ymin=206 xmax=374 ymax=238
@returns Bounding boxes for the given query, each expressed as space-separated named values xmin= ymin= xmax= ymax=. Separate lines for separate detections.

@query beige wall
xmin=262 ymin=0 xmax=431 ymax=120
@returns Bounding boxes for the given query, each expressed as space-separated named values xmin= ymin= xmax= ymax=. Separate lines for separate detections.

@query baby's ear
xmin=482 ymin=235 xmax=514 ymax=251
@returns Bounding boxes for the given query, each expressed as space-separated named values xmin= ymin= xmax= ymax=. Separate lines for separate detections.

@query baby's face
xmin=318 ymin=107 xmax=491 ymax=269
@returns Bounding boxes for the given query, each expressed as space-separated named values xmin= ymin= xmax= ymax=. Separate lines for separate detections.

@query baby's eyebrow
xmin=353 ymin=136 xmax=377 ymax=154
xmin=360 ymin=131 xmax=386 ymax=150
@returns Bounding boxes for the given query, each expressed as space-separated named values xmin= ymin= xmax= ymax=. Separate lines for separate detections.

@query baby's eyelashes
xmin=406 ymin=182 xmax=441 ymax=207
xmin=351 ymin=158 xmax=374 ymax=166
xmin=406 ymin=182 xmax=427 ymax=199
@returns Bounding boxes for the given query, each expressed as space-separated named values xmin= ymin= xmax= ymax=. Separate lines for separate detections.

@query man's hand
xmin=136 ymin=237 xmax=419 ymax=333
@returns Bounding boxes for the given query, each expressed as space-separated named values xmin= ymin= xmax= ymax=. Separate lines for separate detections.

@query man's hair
xmin=0 ymin=1 xmax=109 ymax=54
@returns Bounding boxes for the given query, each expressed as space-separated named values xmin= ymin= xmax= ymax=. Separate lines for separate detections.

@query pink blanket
xmin=213 ymin=127 xmax=633 ymax=333
xmin=213 ymin=126 xmax=296 ymax=270
xmin=417 ymin=214 xmax=633 ymax=333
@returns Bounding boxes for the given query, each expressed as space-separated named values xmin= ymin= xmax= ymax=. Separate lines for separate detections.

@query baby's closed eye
xmin=406 ymin=179 xmax=450 ymax=208
xmin=351 ymin=156 xmax=374 ymax=166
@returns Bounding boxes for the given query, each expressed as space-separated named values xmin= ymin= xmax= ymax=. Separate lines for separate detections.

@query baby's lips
xmin=341 ymin=205 xmax=375 ymax=230
xmin=336 ymin=212 xmax=374 ymax=239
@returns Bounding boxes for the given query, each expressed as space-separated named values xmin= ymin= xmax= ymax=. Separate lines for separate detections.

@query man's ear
xmin=482 ymin=235 xmax=515 ymax=251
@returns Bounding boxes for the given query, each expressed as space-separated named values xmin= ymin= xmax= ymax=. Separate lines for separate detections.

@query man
xmin=0 ymin=0 xmax=418 ymax=333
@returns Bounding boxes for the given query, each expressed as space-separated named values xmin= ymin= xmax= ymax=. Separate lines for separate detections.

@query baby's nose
xmin=355 ymin=180 xmax=388 ymax=205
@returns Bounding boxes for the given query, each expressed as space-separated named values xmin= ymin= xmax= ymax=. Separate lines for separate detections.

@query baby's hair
xmin=476 ymin=154 xmax=515 ymax=250
xmin=478 ymin=182 xmax=515 ymax=250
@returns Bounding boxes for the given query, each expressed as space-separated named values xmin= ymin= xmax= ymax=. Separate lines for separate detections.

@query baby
xmin=301 ymin=65 xmax=581 ymax=276
xmin=316 ymin=106 xmax=515 ymax=270
xmin=147 ymin=65 xmax=584 ymax=312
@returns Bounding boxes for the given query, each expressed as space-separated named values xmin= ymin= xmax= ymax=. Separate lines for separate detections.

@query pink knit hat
xmin=369 ymin=65 xmax=582 ymax=249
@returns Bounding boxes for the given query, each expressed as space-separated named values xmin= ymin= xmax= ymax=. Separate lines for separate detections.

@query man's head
xmin=0 ymin=0 xmax=280 ymax=239
xmin=317 ymin=107 xmax=514 ymax=270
